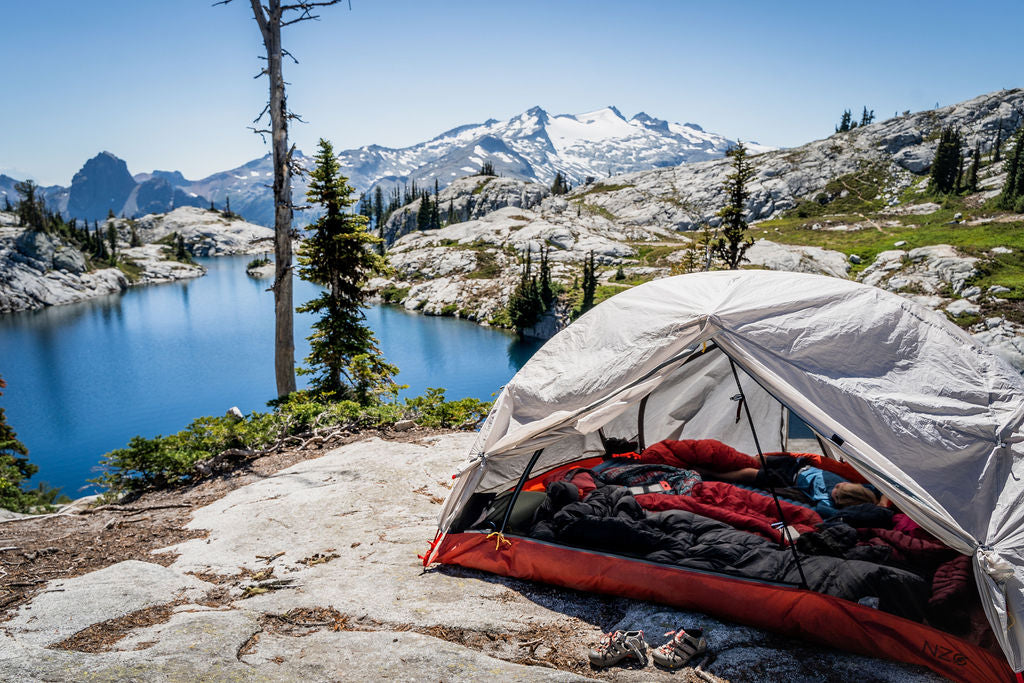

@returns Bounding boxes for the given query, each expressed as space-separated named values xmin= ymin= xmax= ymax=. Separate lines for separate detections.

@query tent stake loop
xmin=728 ymin=358 xmax=810 ymax=591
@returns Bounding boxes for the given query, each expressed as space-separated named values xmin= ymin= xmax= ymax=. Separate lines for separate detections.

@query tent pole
xmin=728 ymin=358 xmax=810 ymax=591
xmin=499 ymin=449 xmax=544 ymax=535
xmin=637 ymin=394 xmax=650 ymax=452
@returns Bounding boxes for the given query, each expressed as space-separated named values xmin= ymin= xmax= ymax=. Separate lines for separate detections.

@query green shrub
xmin=93 ymin=388 xmax=492 ymax=497
xmin=403 ymin=387 xmax=490 ymax=428
xmin=380 ymin=285 xmax=411 ymax=304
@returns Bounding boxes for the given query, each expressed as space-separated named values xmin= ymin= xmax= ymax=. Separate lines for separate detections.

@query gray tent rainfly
xmin=429 ymin=270 xmax=1024 ymax=676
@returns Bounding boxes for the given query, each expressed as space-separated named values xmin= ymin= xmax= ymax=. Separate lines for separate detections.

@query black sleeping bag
xmin=530 ymin=481 xmax=929 ymax=621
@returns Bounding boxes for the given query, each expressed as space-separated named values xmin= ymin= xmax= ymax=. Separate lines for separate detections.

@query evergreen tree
xmin=14 ymin=180 xmax=46 ymax=231
xmin=2 ymin=196 xmax=11 ymax=212
xmin=95 ymin=223 xmax=109 ymax=261
xmin=994 ymin=120 xmax=1004 ymax=163
xmin=713 ymin=142 xmax=755 ymax=270
xmin=175 ymin=233 xmax=189 ymax=261
xmin=129 ymin=223 xmax=142 ymax=247
xmin=372 ymin=186 xmax=384 ymax=232
xmin=446 ymin=199 xmax=455 ymax=226
xmin=429 ymin=182 xmax=440 ymax=229
xmin=479 ymin=160 xmax=496 ymax=176
xmin=296 ymin=139 xmax=396 ymax=401
xmin=928 ymin=126 xmax=963 ymax=195
xmin=106 ymin=222 xmax=118 ymax=261
xmin=0 ymin=375 xmax=37 ymax=513
xmin=506 ymin=249 xmax=543 ymax=335
xmin=859 ymin=107 xmax=875 ymax=126
xmin=835 ymin=110 xmax=852 ymax=133
xmin=967 ymin=143 xmax=981 ymax=192
xmin=999 ymin=130 xmax=1024 ymax=210
xmin=539 ymin=245 xmax=553 ymax=306
xmin=416 ymin=192 xmax=432 ymax=230
xmin=580 ymin=250 xmax=598 ymax=314
xmin=551 ymin=171 xmax=569 ymax=195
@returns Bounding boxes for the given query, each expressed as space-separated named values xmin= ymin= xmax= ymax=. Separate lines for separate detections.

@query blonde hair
xmin=831 ymin=482 xmax=879 ymax=508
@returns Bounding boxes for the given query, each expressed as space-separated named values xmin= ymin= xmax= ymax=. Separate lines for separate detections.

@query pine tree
xmin=551 ymin=171 xmax=569 ymax=195
xmin=999 ymin=130 xmax=1024 ymax=210
xmin=0 ymin=375 xmax=37 ymax=513
xmin=506 ymin=249 xmax=543 ymax=335
xmin=416 ymin=192 xmax=432 ymax=230
xmin=175 ymin=233 xmax=189 ymax=261
xmin=994 ymin=121 xmax=1004 ymax=163
xmin=95 ymin=224 xmax=109 ymax=261
xmin=713 ymin=142 xmax=755 ymax=270
xmin=928 ymin=126 xmax=963 ymax=195
xmin=106 ymin=222 xmax=118 ymax=262
xmin=479 ymin=161 xmax=496 ymax=176
xmin=129 ymin=223 xmax=142 ymax=247
xmin=429 ymin=185 xmax=440 ymax=229
xmin=14 ymin=180 xmax=46 ymax=231
xmin=835 ymin=110 xmax=852 ymax=133
xmin=539 ymin=245 xmax=553 ymax=306
xmin=580 ymin=250 xmax=598 ymax=314
xmin=446 ymin=199 xmax=455 ymax=226
xmin=967 ymin=143 xmax=981 ymax=192
xmin=296 ymin=139 xmax=396 ymax=401
xmin=859 ymin=107 xmax=875 ymax=127
xmin=372 ymin=186 xmax=384 ymax=232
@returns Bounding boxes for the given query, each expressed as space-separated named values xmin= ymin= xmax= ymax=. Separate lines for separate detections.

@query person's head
xmin=831 ymin=482 xmax=879 ymax=508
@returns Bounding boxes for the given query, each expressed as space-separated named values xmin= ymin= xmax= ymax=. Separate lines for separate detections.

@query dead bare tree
xmin=218 ymin=0 xmax=343 ymax=398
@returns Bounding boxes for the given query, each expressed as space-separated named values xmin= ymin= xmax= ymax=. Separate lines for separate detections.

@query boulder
xmin=946 ymin=299 xmax=980 ymax=318
xmin=53 ymin=245 xmax=87 ymax=274
xmin=14 ymin=230 xmax=59 ymax=269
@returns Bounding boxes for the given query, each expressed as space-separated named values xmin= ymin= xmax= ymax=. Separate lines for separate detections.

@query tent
xmin=424 ymin=270 xmax=1024 ymax=682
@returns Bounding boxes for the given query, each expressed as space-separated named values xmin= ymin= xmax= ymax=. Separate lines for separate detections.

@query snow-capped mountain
xmin=336 ymin=105 xmax=767 ymax=193
xmin=2 ymin=106 xmax=767 ymax=227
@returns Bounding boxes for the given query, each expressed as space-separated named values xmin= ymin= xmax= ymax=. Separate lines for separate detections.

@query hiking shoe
xmin=652 ymin=628 xmax=707 ymax=669
xmin=588 ymin=629 xmax=648 ymax=667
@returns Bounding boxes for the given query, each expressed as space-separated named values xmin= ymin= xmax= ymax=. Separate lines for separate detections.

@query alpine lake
xmin=0 ymin=255 xmax=543 ymax=497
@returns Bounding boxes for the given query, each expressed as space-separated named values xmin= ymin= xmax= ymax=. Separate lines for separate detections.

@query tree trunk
xmin=255 ymin=0 xmax=296 ymax=397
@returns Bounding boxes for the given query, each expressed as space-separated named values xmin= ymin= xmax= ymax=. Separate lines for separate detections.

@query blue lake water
xmin=0 ymin=255 xmax=542 ymax=496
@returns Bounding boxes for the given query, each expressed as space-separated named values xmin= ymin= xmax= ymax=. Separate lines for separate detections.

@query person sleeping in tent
xmin=692 ymin=457 xmax=884 ymax=520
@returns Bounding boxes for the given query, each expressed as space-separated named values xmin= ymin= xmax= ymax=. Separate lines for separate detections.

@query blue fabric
xmin=795 ymin=467 xmax=845 ymax=518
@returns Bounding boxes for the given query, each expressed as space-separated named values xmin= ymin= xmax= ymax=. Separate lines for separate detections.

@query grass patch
xmin=472 ymin=178 xmax=495 ymax=195
xmin=630 ymin=243 xmax=684 ymax=265
xmin=116 ymin=259 xmax=143 ymax=283
xmin=581 ymin=203 xmax=617 ymax=221
xmin=784 ymin=164 xmax=891 ymax=218
xmin=465 ymin=250 xmax=501 ymax=279
xmin=440 ymin=303 xmax=458 ymax=316
xmin=574 ymin=182 xmax=634 ymax=198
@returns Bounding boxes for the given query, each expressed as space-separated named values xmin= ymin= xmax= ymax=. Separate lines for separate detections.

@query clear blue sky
xmin=2 ymin=0 xmax=1021 ymax=186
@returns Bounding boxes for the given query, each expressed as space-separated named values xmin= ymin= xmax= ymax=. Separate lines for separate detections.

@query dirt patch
xmin=48 ymin=600 xmax=183 ymax=653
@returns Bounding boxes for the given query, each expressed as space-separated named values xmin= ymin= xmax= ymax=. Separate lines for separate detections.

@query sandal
xmin=652 ymin=628 xmax=707 ymax=669
xmin=588 ymin=629 xmax=648 ymax=667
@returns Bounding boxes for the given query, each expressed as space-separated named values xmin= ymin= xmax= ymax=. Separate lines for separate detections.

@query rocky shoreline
xmin=0 ymin=207 xmax=273 ymax=315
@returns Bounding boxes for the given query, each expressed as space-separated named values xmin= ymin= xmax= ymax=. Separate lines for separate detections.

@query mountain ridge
xmin=0 ymin=105 xmax=756 ymax=227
